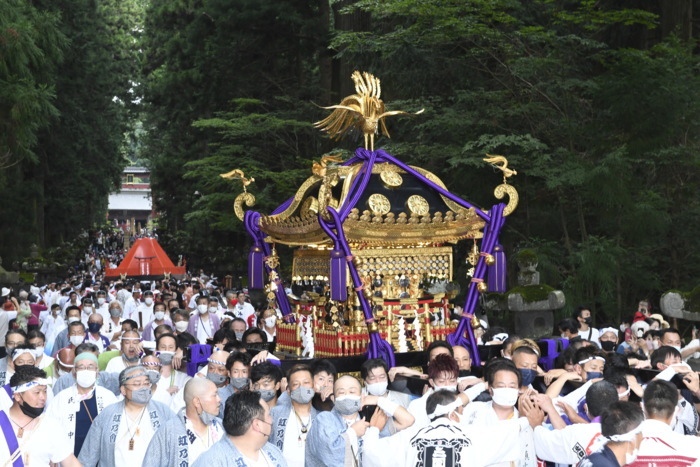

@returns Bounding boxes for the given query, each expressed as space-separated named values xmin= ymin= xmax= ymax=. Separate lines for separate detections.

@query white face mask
xmin=97 ymin=298 xmax=106 ymax=305
xmin=175 ymin=321 xmax=189 ymax=332
xmin=67 ymin=316 xmax=80 ymax=324
xmin=70 ymin=336 xmax=84 ymax=347
xmin=154 ymin=311 xmax=165 ymax=321
xmin=671 ymin=345 xmax=682 ymax=352
xmin=145 ymin=297 xmax=154 ymax=306
xmin=208 ymin=306 xmax=218 ymax=314
xmin=83 ymin=306 xmax=93 ymax=313
xmin=264 ymin=316 xmax=277 ymax=328
xmin=560 ymin=333 xmax=567 ymax=339
xmin=365 ymin=381 xmax=388 ymax=396
xmin=76 ymin=370 xmax=97 ymax=388
xmin=491 ymin=387 xmax=519 ymax=407
xmin=197 ymin=304 xmax=208 ymax=314
xmin=33 ymin=347 xmax=45 ymax=359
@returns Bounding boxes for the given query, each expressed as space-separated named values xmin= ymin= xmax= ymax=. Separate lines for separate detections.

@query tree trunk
xmin=576 ymin=194 xmax=588 ymax=242
xmin=558 ymin=192 xmax=573 ymax=258
xmin=332 ymin=0 xmax=371 ymax=97
xmin=318 ymin=0 xmax=332 ymax=103
xmin=660 ymin=0 xmax=692 ymax=41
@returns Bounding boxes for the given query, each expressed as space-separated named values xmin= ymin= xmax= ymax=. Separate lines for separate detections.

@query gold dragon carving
xmin=220 ymin=169 xmax=257 ymax=221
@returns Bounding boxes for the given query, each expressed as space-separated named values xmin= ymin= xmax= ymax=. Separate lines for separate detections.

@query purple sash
xmin=3 ymin=384 xmax=10 ymax=399
xmin=0 ymin=410 xmax=23 ymax=467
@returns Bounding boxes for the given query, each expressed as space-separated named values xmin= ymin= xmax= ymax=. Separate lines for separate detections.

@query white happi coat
xmin=462 ymin=400 xmax=537 ymax=467
xmin=363 ymin=416 xmax=531 ymax=467
xmin=45 ymin=384 xmax=119 ymax=448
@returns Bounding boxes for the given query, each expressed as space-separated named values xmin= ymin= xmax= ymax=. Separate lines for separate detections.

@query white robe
xmin=407 ymin=388 xmax=434 ymax=430
xmin=630 ymin=418 xmax=700 ymax=466
xmin=461 ymin=401 xmax=537 ymax=466
xmin=134 ymin=303 xmax=154 ymax=330
xmin=232 ymin=302 xmax=257 ymax=327
xmin=41 ymin=315 xmax=65 ymax=354
xmin=0 ymin=412 xmax=74 ymax=466
xmin=45 ymin=383 xmax=119 ymax=451
xmin=363 ymin=416 xmax=530 ymax=467
xmin=152 ymin=369 xmax=191 ymax=413
xmin=533 ymin=422 xmax=602 ymax=464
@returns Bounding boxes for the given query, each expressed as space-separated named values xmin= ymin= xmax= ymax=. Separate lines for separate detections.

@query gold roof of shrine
xmin=256 ymin=161 xmax=485 ymax=246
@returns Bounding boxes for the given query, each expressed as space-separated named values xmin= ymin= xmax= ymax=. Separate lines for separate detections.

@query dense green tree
xmin=327 ymin=0 xmax=700 ymax=322
xmin=0 ymin=0 xmax=64 ymax=168
xmin=5 ymin=0 xmax=696 ymax=328
xmin=0 ymin=0 xmax=64 ymax=261
xmin=0 ymin=0 xmax=144 ymax=262
xmin=141 ymin=0 xmax=328 ymax=273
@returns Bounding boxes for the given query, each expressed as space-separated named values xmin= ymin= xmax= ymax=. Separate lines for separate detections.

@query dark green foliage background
xmin=3 ymin=0 xmax=700 ymax=325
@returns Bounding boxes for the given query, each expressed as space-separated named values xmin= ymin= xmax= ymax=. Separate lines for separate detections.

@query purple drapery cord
xmin=244 ymin=210 xmax=294 ymax=322
xmin=316 ymin=150 xmax=395 ymax=365
xmin=346 ymin=149 xmax=512 ymax=366
xmin=446 ymin=203 xmax=506 ymax=365
xmin=318 ymin=206 xmax=396 ymax=367
xmin=243 ymin=148 xmax=509 ymax=363
xmin=362 ymin=149 xmax=491 ymax=222
xmin=240 ymin=149 xmax=377 ymax=323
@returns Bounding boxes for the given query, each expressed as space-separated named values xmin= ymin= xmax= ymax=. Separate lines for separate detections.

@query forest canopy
xmin=2 ymin=0 xmax=700 ymax=323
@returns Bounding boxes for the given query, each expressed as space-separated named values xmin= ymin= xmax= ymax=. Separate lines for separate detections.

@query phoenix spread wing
xmin=314 ymin=70 xmax=424 ymax=149
xmin=314 ymin=97 xmax=365 ymax=141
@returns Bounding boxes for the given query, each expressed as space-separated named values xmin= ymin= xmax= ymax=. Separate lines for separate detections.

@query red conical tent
xmin=104 ymin=238 xmax=186 ymax=280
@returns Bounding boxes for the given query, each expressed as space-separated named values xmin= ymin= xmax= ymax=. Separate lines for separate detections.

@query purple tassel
xmin=329 ymin=248 xmax=347 ymax=301
xmin=248 ymin=245 xmax=264 ymax=289
xmin=487 ymin=244 xmax=507 ymax=293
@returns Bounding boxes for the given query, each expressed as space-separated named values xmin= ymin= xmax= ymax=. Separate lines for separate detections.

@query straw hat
xmin=649 ymin=313 xmax=670 ymax=329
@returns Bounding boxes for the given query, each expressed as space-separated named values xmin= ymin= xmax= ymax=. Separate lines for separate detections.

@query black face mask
xmin=18 ymin=395 xmax=44 ymax=418
xmin=458 ymin=369 xmax=472 ymax=378
xmin=583 ymin=317 xmax=592 ymax=325
xmin=600 ymin=341 xmax=616 ymax=352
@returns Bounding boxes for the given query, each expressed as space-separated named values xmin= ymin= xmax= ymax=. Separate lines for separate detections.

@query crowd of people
xmin=1 ymin=256 xmax=700 ymax=466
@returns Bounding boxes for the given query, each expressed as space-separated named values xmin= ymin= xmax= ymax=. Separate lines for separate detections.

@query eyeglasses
xmin=75 ymin=365 xmax=98 ymax=371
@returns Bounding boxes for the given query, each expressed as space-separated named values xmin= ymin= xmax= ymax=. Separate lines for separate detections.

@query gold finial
xmin=483 ymin=155 xmax=517 ymax=183
xmin=220 ymin=169 xmax=255 ymax=192
xmin=314 ymin=71 xmax=424 ymax=151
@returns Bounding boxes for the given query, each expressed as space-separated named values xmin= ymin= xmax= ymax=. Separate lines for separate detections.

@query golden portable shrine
xmin=222 ymin=71 xmax=518 ymax=366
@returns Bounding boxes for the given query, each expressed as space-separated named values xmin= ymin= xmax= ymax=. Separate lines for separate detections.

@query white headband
xmin=607 ymin=424 xmax=642 ymax=442
xmin=599 ymin=327 xmax=619 ymax=338
xmin=578 ymin=356 xmax=605 ymax=365
xmin=618 ymin=388 xmax=630 ymax=398
xmin=120 ymin=336 xmax=141 ymax=342
xmin=56 ymin=355 xmax=74 ymax=368
xmin=428 ymin=398 xmax=462 ymax=420
xmin=13 ymin=378 xmax=49 ymax=393
xmin=589 ymin=422 xmax=642 ymax=454
xmin=12 ymin=349 xmax=35 ymax=362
